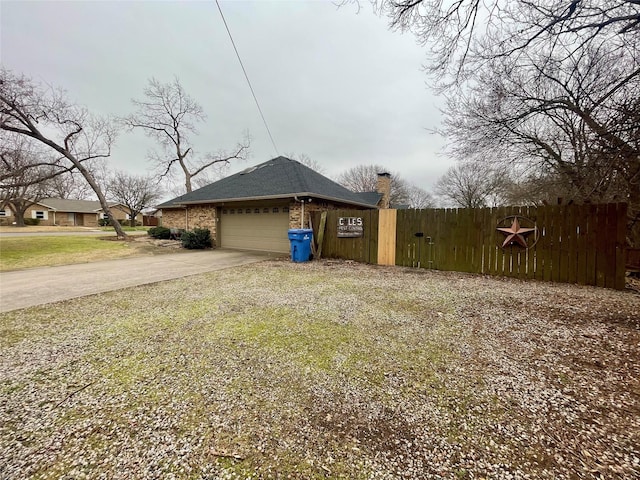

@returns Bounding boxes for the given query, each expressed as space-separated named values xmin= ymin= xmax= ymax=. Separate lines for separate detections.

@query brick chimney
xmin=377 ymin=172 xmax=391 ymax=209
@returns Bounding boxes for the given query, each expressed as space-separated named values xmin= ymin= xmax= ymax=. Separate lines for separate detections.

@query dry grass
xmin=0 ymin=235 xmax=178 ymax=271
xmin=0 ymin=226 xmax=95 ymax=233
xmin=0 ymin=260 xmax=638 ymax=479
xmin=0 ymin=226 xmax=148 ymax=233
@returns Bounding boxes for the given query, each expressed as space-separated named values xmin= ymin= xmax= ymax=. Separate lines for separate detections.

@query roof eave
xmin=161 ymin=192 xmax=378 ymax=209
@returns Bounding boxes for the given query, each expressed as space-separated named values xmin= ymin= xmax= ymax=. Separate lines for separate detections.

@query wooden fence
xmin=311 ymin=210 xmax=379 ymax=264
xmin=312 ymin=203 xmax=628 ymax=290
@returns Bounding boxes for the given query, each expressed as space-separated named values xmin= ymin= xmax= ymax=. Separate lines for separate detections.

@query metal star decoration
xmin=497 ymin=216 xmax=537 ymax=248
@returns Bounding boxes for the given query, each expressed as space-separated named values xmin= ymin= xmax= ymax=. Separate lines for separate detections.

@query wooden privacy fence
xmin=311 ymin=210 xmax=379 ymax=264
xmin=312 ymin=204 xmax=628 ymax=290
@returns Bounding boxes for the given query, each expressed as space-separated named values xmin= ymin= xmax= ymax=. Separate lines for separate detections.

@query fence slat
xmin=595 ymin=205 xmax=608 ymax=288
xmin=615 ymin=203 xmax=628 ymax=290
xmin=575 ymin=205 xmax=588 ymax=285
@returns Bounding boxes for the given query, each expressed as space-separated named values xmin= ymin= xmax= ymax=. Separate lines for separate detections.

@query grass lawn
xmin=0 ymin=226 xmax=149 ymax=234
xmin=0 ymin=235 xmax=160 ymax=271
xmin=1 ymin=260 xmax=638 ymax=479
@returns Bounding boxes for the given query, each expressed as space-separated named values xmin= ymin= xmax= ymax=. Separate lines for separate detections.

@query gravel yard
xmin=1 ymin=259 xmax=638 ymax=479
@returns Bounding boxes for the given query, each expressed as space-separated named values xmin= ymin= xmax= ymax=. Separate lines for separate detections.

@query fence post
xmin=378 ymin=209 xmax=397 ymax=266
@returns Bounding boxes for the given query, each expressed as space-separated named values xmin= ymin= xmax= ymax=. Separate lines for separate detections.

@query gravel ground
xmin=1 ymin=259 xmax=638 ymax=479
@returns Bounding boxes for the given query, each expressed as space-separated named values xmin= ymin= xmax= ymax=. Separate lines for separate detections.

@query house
xmin=0 ymin=198 xmax=137 ymax=227
xmin=157 ymin=156 xmax=391 ymax=253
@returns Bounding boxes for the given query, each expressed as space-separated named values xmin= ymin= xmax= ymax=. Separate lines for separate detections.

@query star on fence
xmin=497 ymin=216 xmax=537 ymax=248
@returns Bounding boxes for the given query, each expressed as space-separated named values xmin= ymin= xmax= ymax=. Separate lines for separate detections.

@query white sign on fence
xmin=337 ymin=217 xmax=364 ymax=237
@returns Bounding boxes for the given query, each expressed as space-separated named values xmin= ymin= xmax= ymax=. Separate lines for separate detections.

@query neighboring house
xmin=141 ymin=208 xmax=160 ymax=227
xmin=3 ymin=198 xmax=137 ymax=227
xmin=0 ymin=206 xmax=15 ymax=225
xmin=158 ymin=156 xmax=391 ymax=253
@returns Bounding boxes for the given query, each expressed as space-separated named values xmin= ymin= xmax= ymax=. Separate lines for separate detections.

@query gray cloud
xmin=1 ymin=0 xmax=453 ymax=192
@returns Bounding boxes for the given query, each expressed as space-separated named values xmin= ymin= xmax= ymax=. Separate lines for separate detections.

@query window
xmin=222 ymin=209 xmax=228 ymax=214
xmin=254 ymin=208 xmax=260 ymax=214
xmin=283 ymin=207 xmax=289 ymax=213
xmin=263 ymin=208 xmax=269 ymax=213
xmin=101 ymin=213 xmax=109 ymax=219
xmin=0 ymin=210 xmax=7 ymax=217
xmin=33 ymin=210 xmax=47 ymax=220
xmin=229 ymin=209 xmax=235 ymax=214
xmin=272 ymin=207 xmax=279 ymax=213
xmin=245 ymin=208 xmax=251 ymax=214
xmin=237 ymin=208 xmax=242 ymax=214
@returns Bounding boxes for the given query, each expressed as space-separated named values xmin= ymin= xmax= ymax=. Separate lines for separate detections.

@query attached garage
xmin=157 ymin=157 xmax=384 ymax=250
xmin=219 ymin=205 xmax=290 ymax=253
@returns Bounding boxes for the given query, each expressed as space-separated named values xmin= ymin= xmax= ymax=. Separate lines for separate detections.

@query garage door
xmin=219 ymin=206 xmax=290 ymax=253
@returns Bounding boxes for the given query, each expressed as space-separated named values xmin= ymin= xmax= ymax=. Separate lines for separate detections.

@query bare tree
xmin=345 ymin=1 xmax=640 ymax=84
xmin=44 ymin=168 xmax=97 ymax=200
xmin=285 ymin=152 xmax=327 ymax=175
xmin=108 ymin=171 xmax=163 ymax=227
xmin=0 ymin=143 xmax=51 ymax=226
xmin=435 ymin=162 xmax=509 ymax=208
xmin=405 ymin=184 xmax=436 ymax=209
xmin=124 ymin=77 xmax=250 ymax=193
xmin=336 ymin=164 xmax=410 ymax=205
xmin=1 ymin=133 xmax=75 ymax=189
xmin=442 ymin=43 xmax=639 ymax=240
xmin=0 ymin=68 xmax=127 ymax=238
xmin=345 ymin=1 xmax=639 ymax=242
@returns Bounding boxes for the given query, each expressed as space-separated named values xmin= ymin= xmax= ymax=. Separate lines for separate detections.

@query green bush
xmin=181 ymin=228 xmax=212 ymax=249
xmin=24 ymin=218 xmax=40 ymax=225
xmin=148 ymin=226 xmax=171 ymax=239
xmin=98 ymin=218 xmax=112 ymax=226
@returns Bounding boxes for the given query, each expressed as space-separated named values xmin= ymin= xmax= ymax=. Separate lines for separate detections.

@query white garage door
xmin=219 ymin=206 xmax=290 ymax=253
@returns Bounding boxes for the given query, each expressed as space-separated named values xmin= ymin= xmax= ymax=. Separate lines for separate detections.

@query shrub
xmin=181 ymin=228 xmax=212 ymax=249
xmin=98 ymin=218 xmax=112 ymax=226
xmin=148 ymin=226 xmax=171 ymax=239
xmin=24 ymin=218 xmax=40 ymax=225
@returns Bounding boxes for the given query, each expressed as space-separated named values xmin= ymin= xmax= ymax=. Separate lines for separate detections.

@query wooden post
xmin=378 ymin=209 xmax=397 ymax=266
xmin=316 ymin=211 xmax=327 ymax=260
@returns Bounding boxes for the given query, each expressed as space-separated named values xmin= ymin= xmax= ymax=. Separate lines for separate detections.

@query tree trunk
xmin=14 ymin=208 xmax=26 ymax=227
xmin=68 ymin=155 xmax=127 ymax=239
xmin=14 ymin=122 xmax=129 ymax=240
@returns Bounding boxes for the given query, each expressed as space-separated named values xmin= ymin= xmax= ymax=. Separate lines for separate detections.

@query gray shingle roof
xmin=37 ymin=198 xmax=110 ymax=213
xmin=356 ymin=191 xmax=383 ymax=206
xmin=157 ymin=156 xmax=379 ymax=209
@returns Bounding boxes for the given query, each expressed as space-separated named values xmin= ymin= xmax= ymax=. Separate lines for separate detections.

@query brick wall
xmin=23 ymin=205 xmax=54 ymax=225
xmin=161 ymin=206 xmax=218 ymax=245
xmin=161 ymin=208 xmax=187 ymax=229
xmin=288 ymin=200 xmax=373 ymax=229
xmin=187 ymin=205 xmax=217 ymax=242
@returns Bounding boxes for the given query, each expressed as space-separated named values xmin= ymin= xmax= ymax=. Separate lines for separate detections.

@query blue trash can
xmin=288 ymin=228 xmax=313 ymax=262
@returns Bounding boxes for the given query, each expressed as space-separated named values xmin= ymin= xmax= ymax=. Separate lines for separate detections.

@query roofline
xmin=25 ymin=199 xmax=123 ymax=213
xmin=160 ymin=192 xmax=378 ymax=209
xmin=33 ymin=201 xmax=56 ymax=210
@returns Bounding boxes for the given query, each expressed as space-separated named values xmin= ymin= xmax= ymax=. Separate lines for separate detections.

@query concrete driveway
xmin=0 ymin=249 xmax=276 ymax=313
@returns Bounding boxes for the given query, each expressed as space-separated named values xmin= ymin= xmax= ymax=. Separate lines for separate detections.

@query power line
xmin=215 ymin=0 xmax=279 ymax=155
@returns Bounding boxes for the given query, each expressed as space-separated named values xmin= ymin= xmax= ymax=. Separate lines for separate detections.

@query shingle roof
xmin=157 ymin=156 xmax=379 ymax=209
xmin=38 ymin=198 xmax=104 ymax=213
xmin=356 ymin=191 xmax=383 ymax=206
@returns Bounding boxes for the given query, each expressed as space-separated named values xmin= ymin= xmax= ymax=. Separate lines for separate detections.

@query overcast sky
xmin=1 ymin=0 xmax=452 ymax=195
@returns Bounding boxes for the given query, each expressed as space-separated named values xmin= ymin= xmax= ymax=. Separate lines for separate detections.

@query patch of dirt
xmin=627 ymin=273 xmax=640 ymax=293
xmin=132 ymin=235 xmax=183 ymax=249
